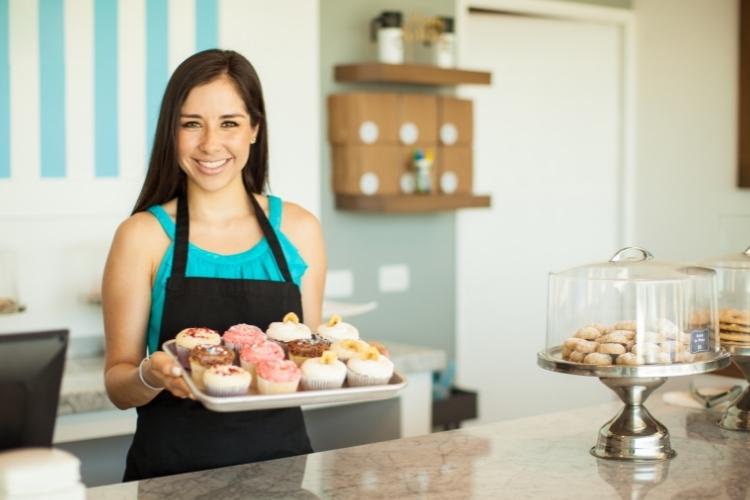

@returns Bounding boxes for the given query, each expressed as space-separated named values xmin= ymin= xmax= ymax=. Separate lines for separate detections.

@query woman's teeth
xmin=198 ymin=159 xmax=229 ymax=169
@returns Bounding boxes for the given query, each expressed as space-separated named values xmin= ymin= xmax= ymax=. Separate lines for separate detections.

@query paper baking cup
xmin=256 ymin=376 xmax=299 ymax=395
xmin=301 ymin=373 xmax=346 ymax=391
xmin=346 ymin=368 xmax=391 ymax=387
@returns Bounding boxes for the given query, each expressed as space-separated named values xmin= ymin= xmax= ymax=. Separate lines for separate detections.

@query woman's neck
xmin=186 ymin=178 xmax=255 ymax=223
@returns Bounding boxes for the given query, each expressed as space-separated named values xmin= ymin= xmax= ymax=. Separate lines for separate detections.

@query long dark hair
xmin=132 ymin=49 xmax=269 ymax=214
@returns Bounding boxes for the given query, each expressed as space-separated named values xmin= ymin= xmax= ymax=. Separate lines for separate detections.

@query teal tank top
xmin=145 ymin=195 xmax=308 ymax=353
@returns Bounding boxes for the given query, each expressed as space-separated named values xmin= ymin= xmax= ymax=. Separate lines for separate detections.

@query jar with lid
xmin=370 ymin=11 xmax=404 ymax=64
xmin=433 ymin=16 xmax=455 ymax=68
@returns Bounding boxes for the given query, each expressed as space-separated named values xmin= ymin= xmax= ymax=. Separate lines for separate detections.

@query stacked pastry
xmin=719 ymin=309 xmax=750 ymax=345
xmin=560 ymin=320 xmax=695 ymax=366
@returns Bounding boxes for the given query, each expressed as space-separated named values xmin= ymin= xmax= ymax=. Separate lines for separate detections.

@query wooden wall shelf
xmin=334 ymin=63 xmax=491 ymax=86
xmin=335 ymin=193 xmax=491 ymax=213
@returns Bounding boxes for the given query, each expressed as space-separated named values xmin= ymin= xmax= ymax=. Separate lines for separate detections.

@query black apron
xmin=123 ymin=194 xmax=313 ymax=481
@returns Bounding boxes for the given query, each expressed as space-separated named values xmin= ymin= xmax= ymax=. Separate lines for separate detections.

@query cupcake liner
xmin=176 ymin=345 xmax=191 ymax=369
xmin=290 ymin=354 xmax=315 ymax=367
xmin=256 ymin=375 xmax=299 ymax=395
xmin=204 ymin=383 xmax=249 ymax=397
xmin=301 ymin=374 xmax=346 ymax=391
xmin=189 ymin=361 xmax=208 ymax=389
xmin=240 ymin=360 xmax=258 ymax=385
xmin=346 ymin=368 xmax=391 ymax=387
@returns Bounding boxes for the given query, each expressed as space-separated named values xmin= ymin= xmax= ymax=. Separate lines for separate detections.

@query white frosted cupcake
xmin=266 ymin=312 xmax=312 ymax=343
xmin=331 ymin=339 xmax=370 ymax=362
xmin=346 ymin=347 xmax=394 ymax=387
xmin=203 ymin=365 xmax=251 ymax=397
xmin=175 ymin=327 xmax=221 ymax=368
xmin=255 ymin=359 xmax=301 ymax=395
xmin=301 ymin=351 xmax=347 ymax=391
xmin=316 ymin=314 xmax=360 ymax=342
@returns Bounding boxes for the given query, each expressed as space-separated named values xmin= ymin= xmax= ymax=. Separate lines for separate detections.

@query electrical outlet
xmin=325 ymin=270 xmax=353 ymax=298
xmin=379 ymin=264 xmax=410 ymax=293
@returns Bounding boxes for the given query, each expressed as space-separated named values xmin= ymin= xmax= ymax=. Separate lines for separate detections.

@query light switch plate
xmin=325 ymin=270 xmax=354 ymax=298
xmin=379 ymin=264 xmax=410 ymax=293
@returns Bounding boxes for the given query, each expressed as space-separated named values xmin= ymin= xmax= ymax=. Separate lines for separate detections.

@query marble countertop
xmin=86 ymin=400 xmax=750 ymax=499
xmin=58 ymin=339 xmax=446 ymax=415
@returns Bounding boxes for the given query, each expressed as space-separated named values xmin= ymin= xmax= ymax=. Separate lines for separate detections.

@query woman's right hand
xmin=145 ymin=351 xmax=194 ymax=399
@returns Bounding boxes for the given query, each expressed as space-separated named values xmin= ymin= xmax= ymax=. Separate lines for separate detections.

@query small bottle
xmin=370 ymin=11 xmax=404 ymax=64
xmin=434 ymin=17 xmax=455 ymax=68
xmin=413 ymin=149 xmax=433 ymax=194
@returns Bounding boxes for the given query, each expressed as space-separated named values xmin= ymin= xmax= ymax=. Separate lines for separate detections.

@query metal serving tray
xmin=163 ymin=340 xmax=407 ymax=412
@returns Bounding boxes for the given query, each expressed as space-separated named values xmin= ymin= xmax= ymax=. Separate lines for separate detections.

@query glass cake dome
xmin=545 ymin=247 xmax=720 ymax=367
xmin=703 ymin=246 xmax=750 ymax=347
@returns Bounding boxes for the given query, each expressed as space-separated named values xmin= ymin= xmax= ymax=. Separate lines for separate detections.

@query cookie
xmin=574 ymin=326 xmax=601 ymax=341
xmin=637 ymin=331 xmax=666 ymax=344
xmin=564 ymin=338 xmax=586 ymax=349
xmin=720 ymin=323 xmax=750 ymax=333
xmin=574 ymin=339 xmax=599 ymax=354
xmin=612 ymin=320 xmax=637 ymax=331
xmin=569 ymin=350 xmax=586 ymax=362
xmin=631 ymin=342 xmax=661 ymax=357
xmin=587 ymin=323 xmax=611 ymax=335
xmin=597 ymin=343 xmax=626 ymax=355
xmin=597 ymin=332 xmax=630 ymax=345
xmin=719 ymin=332 xmax=750 ymax=342
xmin=720 ymin=309 xmax=750 ymax=326
xmin=584 ymin=352 xmax=613 ymax=365
xmin=616 ymin=352 xmax=639 ymax=366
xmin=650 ymin=318 xmax=678 ymax=338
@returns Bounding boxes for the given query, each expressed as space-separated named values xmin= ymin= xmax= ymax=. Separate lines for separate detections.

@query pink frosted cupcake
xmin=239 ymin=340 xmax=285 ymax=382
xmin=256 ymin=359 xmax=301 ymax=395
xmin=175 ymin=327 xmax=221 ymax=368
xmin=203 ymin=365 xmax=251 ymax=397
xmin=222 ymin=323 xmax=266 ymax=354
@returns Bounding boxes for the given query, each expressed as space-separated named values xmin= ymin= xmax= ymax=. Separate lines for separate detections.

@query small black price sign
xmin=690 ymin=328 xmax=710 ymax=353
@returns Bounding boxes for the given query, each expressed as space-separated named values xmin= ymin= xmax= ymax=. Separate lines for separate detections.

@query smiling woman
xmin=101 ymin=49 xmax=326 ymax=481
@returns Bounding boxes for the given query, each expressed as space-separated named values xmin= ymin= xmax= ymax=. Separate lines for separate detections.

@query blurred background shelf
xmin=335 ymin=193 xmax=491 ymax=213
xmin=334 ymin=62 xmax=491 ymax=86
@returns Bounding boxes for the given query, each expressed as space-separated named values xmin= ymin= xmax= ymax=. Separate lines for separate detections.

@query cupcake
xmin=287 ymin=335 xmax=332 ymax=367
xmin=239 ymin=340 xmax=285 ymax=382
xmin=316 ymin=314 xmax=360 ymax=342
xmin=255 ymin=359 xmax=301 ymax=395
xmin=203 ymin=365 xmax=251 ymax=397
xmin=346 ymin=347 xmax=394 ymax=387
xmin=175 ymin=327 xmax=221 ymax=368
xmin=331 ymin=339 xmax=370 ymax=362
xmin=301 ymin=351 xmax=347 ymax=391
xmin=222 ymin=323 xmax=266 ymax=354
xmin=266 ymin=312 xmax=312 ymax=344
xmin=368 ymin=341 xmax=390 ymax=358
xmin=188 ymin=344 xmax=235 ymax=389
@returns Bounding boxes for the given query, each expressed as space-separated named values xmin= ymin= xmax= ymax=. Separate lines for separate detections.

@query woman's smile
xmin=194 ymin=157 xmax=232 ymax=176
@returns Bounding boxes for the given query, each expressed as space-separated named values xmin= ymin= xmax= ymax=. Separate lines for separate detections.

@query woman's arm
xmin=282 ymin=203 xmax=327 ymax=330
xmin=102 ymin=213 xmax=191 ymax=409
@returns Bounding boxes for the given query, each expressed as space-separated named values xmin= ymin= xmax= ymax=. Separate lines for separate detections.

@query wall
xmin=319 ymin=0 xmax=457 ymax=358
xmin=0 ymin=0 xmax=319 ymax=339
xmin=634 ymin=0 xmax=748 ymax=259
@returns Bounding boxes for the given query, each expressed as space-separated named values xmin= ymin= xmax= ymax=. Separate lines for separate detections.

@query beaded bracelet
xmin=138 ymin=356 xmax=163 ymax=391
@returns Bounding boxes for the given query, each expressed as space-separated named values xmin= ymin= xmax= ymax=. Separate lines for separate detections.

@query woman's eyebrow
xmin=179 ymin=113 xmax=246 ymax=119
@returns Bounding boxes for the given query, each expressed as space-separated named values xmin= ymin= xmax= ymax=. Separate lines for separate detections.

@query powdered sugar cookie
xmin=584 ymin=352 xmax=613 ymax=365
xmin=616 ymin=352 xmax=639 ymax=366
xmin=613 ymin=320 xmax=637 ymax=331
xmin=598 ymin=332 xmax=630 ymax=345
xmin=631 ymin=342 xmax=661 ymax=358
xmin=597 ymin=343 xmax=626 ymax=355
xmin=574 ymin=326 xmax=601 ymax=341
xmin=574 ymin=339 xmax=599 ymax=354
xmin=569 ymin=350 xmax=586 ymax=362
xmin=587 ymin=323 xmax=612 ymax=335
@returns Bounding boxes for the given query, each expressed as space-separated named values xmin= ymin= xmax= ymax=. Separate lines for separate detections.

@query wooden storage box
xmin=437 ymin=146 xmax=473 ymax=194
xmin=438 ymin=96 xmax=473 ymax=146
xmin=331 ymin=145 xmax=400 ymax=195
xmin=396 ymin=94 xmax=438 ymax=146
xmin=328 ymin=93 xmax=398 ymax=145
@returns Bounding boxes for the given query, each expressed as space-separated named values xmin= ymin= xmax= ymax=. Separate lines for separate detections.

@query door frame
xmin=454 ymin=0 xmax=636 ymax=245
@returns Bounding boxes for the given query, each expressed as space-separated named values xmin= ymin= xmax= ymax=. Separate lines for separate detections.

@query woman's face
xmin=177 ymin=75 xmax=258 ymax=193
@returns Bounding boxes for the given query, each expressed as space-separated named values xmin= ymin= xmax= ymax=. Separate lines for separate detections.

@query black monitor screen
xmin=0 ymin=329 xmax=68 ymax=451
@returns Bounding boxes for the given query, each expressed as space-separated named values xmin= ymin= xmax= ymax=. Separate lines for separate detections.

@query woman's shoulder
xmin=115 ymin=202 xmax=174 ymax=249
xmin=279 ymin=199 xmax=321 ymax=239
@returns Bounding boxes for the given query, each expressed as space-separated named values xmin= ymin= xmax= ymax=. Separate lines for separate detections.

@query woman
xmin=102 ymin=49 xmax=326 ymax=480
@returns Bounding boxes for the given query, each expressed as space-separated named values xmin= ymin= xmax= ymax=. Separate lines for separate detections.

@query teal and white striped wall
xmin=0 ymin=0 xmax=219 ymax=181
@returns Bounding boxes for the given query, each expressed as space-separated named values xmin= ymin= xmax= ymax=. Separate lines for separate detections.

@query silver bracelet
xmin=138 ymin=356 xmax=163 ymax=391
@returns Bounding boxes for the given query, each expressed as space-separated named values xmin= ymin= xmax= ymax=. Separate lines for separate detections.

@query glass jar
xmin=703 ymin=246 xmax=750 ymax=346
xmin=545 ymin=247 xmax=719 ymax=366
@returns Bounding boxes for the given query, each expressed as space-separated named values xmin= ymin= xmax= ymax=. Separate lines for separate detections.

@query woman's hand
xmin=146 ymin=351 xmax=194 ymax=399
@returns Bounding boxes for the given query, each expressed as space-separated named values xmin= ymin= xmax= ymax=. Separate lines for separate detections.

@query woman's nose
xmin=199 ymin=127 xmax=221 ymax=153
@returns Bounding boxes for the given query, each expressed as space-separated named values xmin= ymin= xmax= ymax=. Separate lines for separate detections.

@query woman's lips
xmin=194 ymin=158 xmax=231 ymax=176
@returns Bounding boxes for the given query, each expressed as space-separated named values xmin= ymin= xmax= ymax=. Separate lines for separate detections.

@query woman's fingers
xmin=147 ymin=352 xmax=195 ymax=399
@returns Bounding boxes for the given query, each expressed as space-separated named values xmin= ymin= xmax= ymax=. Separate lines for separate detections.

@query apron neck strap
xmin=172 ymin=194 xmax=294 ymax=283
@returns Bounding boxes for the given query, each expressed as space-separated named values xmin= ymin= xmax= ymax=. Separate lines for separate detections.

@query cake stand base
xmin=591 ymin=377 xmax=676 ymax=461
xmin=719 ymin=348 xmax=750 ymax=431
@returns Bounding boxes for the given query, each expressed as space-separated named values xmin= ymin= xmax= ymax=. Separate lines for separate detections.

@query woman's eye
xmin=181 ymin=121 xmax=200 ymax=129
xmin=221 ymin=121 xmax=239 ymax=128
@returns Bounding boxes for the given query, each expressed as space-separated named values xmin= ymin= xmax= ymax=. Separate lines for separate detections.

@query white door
xmin=456 ymin=11 xmax=625 ymax=423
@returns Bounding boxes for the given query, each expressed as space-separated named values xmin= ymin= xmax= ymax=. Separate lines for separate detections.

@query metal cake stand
xmin=718 ymin=344 xmax=750 ymax=431
xmin=538 ymin=347 xmax=731 ymax=461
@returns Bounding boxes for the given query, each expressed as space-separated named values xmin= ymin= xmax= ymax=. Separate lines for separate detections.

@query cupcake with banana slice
xmin=266 ymin=312 xmax=312 ymax=343
xmin=346 ymin=346 xmax=394 ymax=387
xmin=316 ymin=314 xmax=360 ymax=342
xmin=300 ymin=350 xmax=347 ymax=390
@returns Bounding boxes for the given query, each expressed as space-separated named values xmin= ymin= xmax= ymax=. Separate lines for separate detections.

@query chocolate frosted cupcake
xmin=188 ymin=344 xmax=235 ymax=389
xmin=287 ymin=335 xmax=332 ymax=367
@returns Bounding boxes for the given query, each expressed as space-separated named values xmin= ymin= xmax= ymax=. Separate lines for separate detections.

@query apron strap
xmin=172 ymin=194 xmax=294 ymax=283
xmin=249 ymin=194 xmax=294 ymax=283
xmin=172 ymin=196 xmax=190 ymax=278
